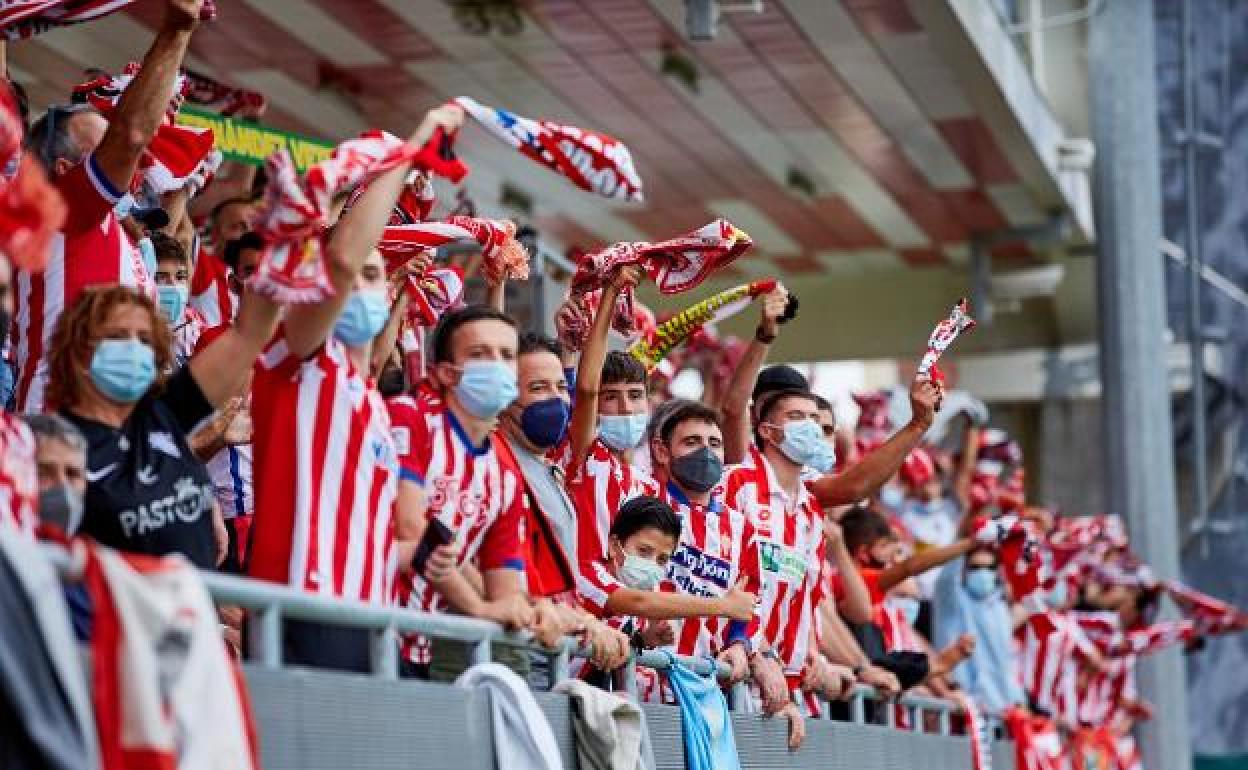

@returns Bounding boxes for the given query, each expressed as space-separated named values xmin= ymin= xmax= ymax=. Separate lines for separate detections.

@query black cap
xmin=752 ymin=364 xmax=808 ymax=402
xmin=131 ymin=204 xmax=169 ymax=230
xmin=222 ymin=231 xmax=265 ymax=271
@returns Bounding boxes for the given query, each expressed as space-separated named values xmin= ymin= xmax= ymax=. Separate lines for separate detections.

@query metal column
xmin=1180 ymin=0 xmax=1210 ymax=541
xmin=1090 ymin=3 xmax=1191 ymax=770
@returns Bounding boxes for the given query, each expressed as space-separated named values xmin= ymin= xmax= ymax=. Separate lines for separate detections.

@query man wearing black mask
xmin=648 ymin=401 xmax=792 ymax=716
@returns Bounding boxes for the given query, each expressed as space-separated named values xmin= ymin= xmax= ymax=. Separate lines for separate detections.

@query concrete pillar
xmin=1090 ymin=2 xmax=1191 ymax=770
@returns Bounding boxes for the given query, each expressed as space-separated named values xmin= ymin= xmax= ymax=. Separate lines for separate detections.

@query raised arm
xmin=718 ymin=286 xmax=788 ymax=465
xmin=283 ymin=105 xmax=464 ymax=359
xmin=93 ymin=0 xmax=201 ymax=192
xmin=566 ymin=267 xmax=639 ymax=469
xmin=189 ymin=289 xmax=281 ymax=408
xmin=808 ymin=379 xmax=941 ymax=507
xmin=825 ymin=518 xmax=872 ymax=625
xmin=877 ymin=538 xmax=974 ymax=595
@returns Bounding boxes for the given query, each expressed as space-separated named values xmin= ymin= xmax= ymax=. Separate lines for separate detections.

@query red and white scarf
xmin=73 ymin=63 xmax=216 ymax=194
xmin=378 ymin=216 xmax=529 ymax=284
xmin=405 ymin=265 xmax=465 ymax=327
xmin=0 ymin=0 xmax=215 ymax=40
xmin=81 ymin=543 xmax=259 ymax=770
xmin=250 ymin=130 xmax=418 ymax=303
xmin=0 ymin=82 xmax=65 ymax=271
xmin=454 ymin=96 xmax=644 ymax=201
xmin=917 ymin=298 xmax=976 ymax=380
xmin=564 ymin=218 xmax=752 ymax=346
xmin=182 ymin=68 xmax=265 ymax=117
xmin=1003 ymin=708 xmax=1066 ymax=770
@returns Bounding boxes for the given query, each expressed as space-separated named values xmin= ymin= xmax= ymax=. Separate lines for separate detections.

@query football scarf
xmin=377 ymin=216 xmax=529 ymax=283
xmin=564 ymin=218 xmax=752 ymax=348
xmin=73 ymin=63 xmax=216 ymax=194
xmin=628 ymin=279 xmax=776 ymax=371
xmin=0 ymin=0 xmax=213 ymax=40
xmin=182 ymin=68 xmax=265 ymax=117
xmin=917 ymin=298 xmax=976 ymax=380
xmin=405 ymin=265 xmax=465 ymax=327
xmin=250 ymin=130 xmax=418 ymax=303
xmin=1003 ymin=708 xmax=1066 ymax=770
xmin=454 ymin=96 xmax=643 ymax=201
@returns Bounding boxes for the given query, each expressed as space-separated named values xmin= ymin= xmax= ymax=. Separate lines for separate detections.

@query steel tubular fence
xmin=41 ymin=544 xmax=978 ymax=734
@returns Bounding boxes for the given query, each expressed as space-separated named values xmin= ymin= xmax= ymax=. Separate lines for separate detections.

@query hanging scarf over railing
xmin=249 ymin=130 xmax=419 ymax=303
xmin=453 ymin=96 xmax=644 ymax=202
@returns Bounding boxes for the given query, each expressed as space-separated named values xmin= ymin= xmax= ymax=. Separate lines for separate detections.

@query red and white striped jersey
xmin=387 ymin=393 xmax=527 ymax=614
xmin=657 ymin=481 xmax=763 ymax=659
xmin=723 ymin=451 xmax=827 ymax=676
xmin=247 ymin=330 xmax=399 ymax=605
xmin=876 ymin=601 xmax=927 ymax=654
xmin=189 ymin=245 xmax=236 ymax=327
xmin=0 ymin=413 xmax=38 ymax=539
xmin=565 ymin=437 xmax=658 ymax=616
xmin=13 ymin=154 xmax=151 ymax=412
xmin=1015 ymin=610 xmax=1099 ymax=724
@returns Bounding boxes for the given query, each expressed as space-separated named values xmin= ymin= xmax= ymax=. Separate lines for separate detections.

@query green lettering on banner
xmin=175 ymin=106 xmax=335 ymax=172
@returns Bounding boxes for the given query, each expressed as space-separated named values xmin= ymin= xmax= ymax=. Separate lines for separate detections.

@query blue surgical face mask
xmin=454 ymin=360 xmax=519 ymax=419
xmin=333 ymin=289 xmax=389 ymax=347
xmin=157 ymin=284 xmax=189 ymax=324
xmin=616 ymin=544 xmax=666 ymax=591
xmin=114 ymin=193 xmax=135 ymax=219
xmin=769 ymin=418 xmax=826 ymax=467
xmin=1046 ymin=580 xmax=1068 ymax=609
xmin=807 ymin=440 xmax=837 ymax=474
xmin=520 ymin=396 xmax=570 ymax=448
xmin=90 ymin=338 xmax=156 ymax=403
xmin=598 ymin=413 xmax=648 ymax=452
xmin=137 ymin=237 xmax=157 ymax=276
xmin=965 ymin=567 xmax=999 ymax=600
xmin=888 ymin=596 xmax=921 ymax=627
xmin=879 ymin=484 xmax=905 ymax=510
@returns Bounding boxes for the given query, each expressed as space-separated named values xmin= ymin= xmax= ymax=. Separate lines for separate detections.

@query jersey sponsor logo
xmin=149 ymin=431 xmax=181 ymax=458
xmin=117 ymin=477 xmax=213 ymax=538
xmin=759 ymin=540 xmax=809 ymax=583
xmin=86 ymin=462 xmax=119 ymax=482
xmin=137 ymin=465 xmax=158 ymax=485
xmin=668 ymin=544 xmax=731 ymax=590
xmin=391 ymin=426 xmax=410 ymax=456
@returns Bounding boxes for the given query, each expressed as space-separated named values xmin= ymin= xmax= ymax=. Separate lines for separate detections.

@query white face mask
xmin=616 ymin=544 xmax=666 ymax=591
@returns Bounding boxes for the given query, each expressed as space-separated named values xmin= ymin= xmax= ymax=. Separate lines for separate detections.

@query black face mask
xmin=377 ymin=365 xmax=406 ymax=398
xmin=669 ymin=446 xmax=723 ymax=494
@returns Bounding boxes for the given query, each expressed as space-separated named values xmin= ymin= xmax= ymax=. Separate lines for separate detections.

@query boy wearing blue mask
xmin=150 ymin=232 xmax=203 ymax=366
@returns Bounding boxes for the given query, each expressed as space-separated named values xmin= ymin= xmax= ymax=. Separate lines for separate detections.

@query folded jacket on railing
xmin=553 ymin=679 xmax=655 ymax=770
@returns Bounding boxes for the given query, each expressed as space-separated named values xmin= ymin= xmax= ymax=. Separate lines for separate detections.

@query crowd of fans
xmin=0 ymin=2 xmax=1244 ymax=768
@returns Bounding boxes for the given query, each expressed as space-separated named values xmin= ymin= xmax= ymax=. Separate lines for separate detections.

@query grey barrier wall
xmin=244 ymin=666 xmax=1017 ymax=770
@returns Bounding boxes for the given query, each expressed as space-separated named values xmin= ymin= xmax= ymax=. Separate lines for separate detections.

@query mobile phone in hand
xmin=410 ymin=518 xmax=454 ymax=577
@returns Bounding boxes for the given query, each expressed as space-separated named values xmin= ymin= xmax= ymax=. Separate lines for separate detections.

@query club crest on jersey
xmin=428 ymin=476 xmax=483 ymax=520
xmin=391 ymin=427 xmax=411 ymax=457
xmin=149 ymin=431 xmax=180 ymax=458
xmin=669 ymin=544 xmax=731 ymax=589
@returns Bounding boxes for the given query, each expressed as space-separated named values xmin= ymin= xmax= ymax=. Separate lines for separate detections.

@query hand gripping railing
xmin=41 ymin=544 xmax=967 ymax=732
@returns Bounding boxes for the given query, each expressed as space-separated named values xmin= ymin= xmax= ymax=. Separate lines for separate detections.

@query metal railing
xmin=44 ymin=544 xmax=974 ymax=735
